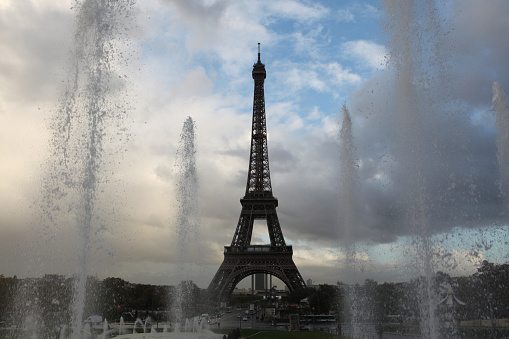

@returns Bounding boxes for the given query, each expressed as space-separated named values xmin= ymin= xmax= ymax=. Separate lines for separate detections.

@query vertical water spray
xmin=382 ymin=1 xmax=448 ymax=337
xmin=40 ymin=0 xmax=134 ymax=337
xmin=339 ymin=104 xmax=357 ymax=245
xmin=338 ymin=103 xmax=362 ymax=336
xmin=492 ymin=81 xmax=509 ymax=202
xmin=172 ymin=116 xmax=199 ymax=330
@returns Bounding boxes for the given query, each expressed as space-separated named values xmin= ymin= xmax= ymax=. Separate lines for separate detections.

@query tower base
xmin=208 ymin=245 xmax=306 ymax=300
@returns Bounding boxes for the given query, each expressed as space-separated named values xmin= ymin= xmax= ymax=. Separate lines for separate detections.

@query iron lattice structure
xmin=208 ymin=45 xmax=306 ymax=300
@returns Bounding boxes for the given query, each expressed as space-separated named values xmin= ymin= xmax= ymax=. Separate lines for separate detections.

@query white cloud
xmin=337 ymin=9 xmax=355 ymax=22
xmin=341 ymin=40 xmax=387 ymax=70
xmin=325 ymin=62 xmax=362 ymax=86
xmin=271 ymin=61 xmax=361 ymax=99
xmin=160 ymin=0 xmax=329 ymax=78
xmin=265 ymin=0 xmax=328 ymax=22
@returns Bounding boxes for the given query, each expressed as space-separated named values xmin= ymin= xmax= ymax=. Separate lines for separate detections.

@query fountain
xmin=132 ymin=318 xmax=142 ymax=335
xmin=10 ymin=0 xmax=136 ymax=338
xmin=338 ymin=103 xmax=366 ymax=337
xmin=7 ymin=1 xmax=507 ymax=339
xmin=354 ymin=1 xmax=452 ymax=338
xmin=336 ymin=1 xmax=455 ymax=337
xmin=115 ymin=330 xmax=219 ymax=339
xmin=493 ymin=81 xmax=509 ymax=200
xmin=11 ymin=3 xmax=209 ymax=335
xmin=119 ymin=317 xmax=125 ymax=336
xmin=336 ymin=1 xmax=509 ymax=338
xmin=109 ymin=314 xmax=218 ymax=339
xmin=102 ymin=320 xmax=109 ymax=339
xmin=171 ymin=116 xmax=200 ymax=331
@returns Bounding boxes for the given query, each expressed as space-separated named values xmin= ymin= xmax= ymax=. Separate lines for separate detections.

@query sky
xmin=1 ymin=0 xmax=509 ymax=289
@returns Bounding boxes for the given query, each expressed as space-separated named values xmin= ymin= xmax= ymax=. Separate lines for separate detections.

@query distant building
xmin=306 ymin=278 xmax=319 ymax=290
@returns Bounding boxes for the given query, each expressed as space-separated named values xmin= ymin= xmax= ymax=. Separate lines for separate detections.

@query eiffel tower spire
xmin=246 ymin=42 xmax=272 ymax=197
xmin=231 ymin=43 xmax=286 ymax=249
xmin=208 ymin=44 xmax=305 ymax=300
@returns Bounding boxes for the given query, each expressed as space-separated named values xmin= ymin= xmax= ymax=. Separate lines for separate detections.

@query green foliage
xmin=287 ymin=287 xmax=315 ymax=304
xmin=455 ymin=261 xmax=509 ymax=320
xmin=229 ymin=329 xmax=344 ymax=338
xmin=0 ymin=275 xmax=17 ymax=321
xmin=308 ymin=285 xmax=338 ymax=315
xmin=98 ymin=277 xmax=129 ymax=321
xmin=339 ymin=278 xmax=404 ymax=326
xmin=2 ymin=262 xmax=509 ymax=337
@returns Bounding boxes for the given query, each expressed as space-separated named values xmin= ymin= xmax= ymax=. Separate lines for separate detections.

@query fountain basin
xmin=114 ymin=332 xmax=220 ymax=339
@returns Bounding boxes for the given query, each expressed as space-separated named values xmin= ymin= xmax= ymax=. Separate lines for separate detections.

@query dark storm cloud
xmin=3 ymin=0 xmax=507 ymax=287
xmin=269 ymin=135 xmax=342 ymax=245
xmin=343 ymin=0 xmax=509 ymax=245
xmin=161 ymin=0 xmax=227 ymax=25
xmin=268 ymin=145 xmax=297 ymax=174
xmin=451 ymin=0 xmax=509 ymax=103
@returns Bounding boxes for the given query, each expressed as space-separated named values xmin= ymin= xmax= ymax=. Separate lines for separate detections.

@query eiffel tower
xmin=208 ymin=44 xmax=306 ymax=300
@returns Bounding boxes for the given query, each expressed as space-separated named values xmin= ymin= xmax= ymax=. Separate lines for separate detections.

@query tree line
xmin=0 ymin=276 xmax=206 ymax=337
xmin=1 ymin=261 xmax=508 ymax=335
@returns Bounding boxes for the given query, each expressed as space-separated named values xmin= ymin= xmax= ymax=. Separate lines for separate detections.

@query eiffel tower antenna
xmin=208 ymin=44 xmax=306 ymax=300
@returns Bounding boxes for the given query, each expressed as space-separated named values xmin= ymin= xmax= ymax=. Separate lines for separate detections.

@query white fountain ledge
xmin=114 ymin=332 xmax=220 ymax=339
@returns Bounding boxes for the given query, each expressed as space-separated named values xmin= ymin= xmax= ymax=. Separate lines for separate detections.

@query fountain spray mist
xmin=172 ymin=117 xmax=200 ymax=331
xmin=338 ymin=103 xmax=363 ymax=336
xmin=382 ymin=1 xmax=450 ymax=337
xmin=38 ymin=0 xmax=135 ymax=337
xmin=492 ymin=82 xmax=509 ymax=202
xmin=339 ymin=104 xmax=357 ymax=245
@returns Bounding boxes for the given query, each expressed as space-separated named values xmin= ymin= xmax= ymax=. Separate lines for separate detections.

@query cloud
xmin=264 ymin=0 xmax=328 ymax=22
xmin=450 ymin=0 xmax=509 ymax=104
xmin=341 ymin=40 xmax=387 ymax=70
xmin=336 ymin=9 xmax=355 ymax=23
xmin=0 ymin=1 xmax=72 ymax=102
xmin=270 ymin=61 xmax=361 ymax=100
xmin=159 ymin=0 xmax=329 ymax=78
xmin=331 ymin=0 xmax=509 ymax=251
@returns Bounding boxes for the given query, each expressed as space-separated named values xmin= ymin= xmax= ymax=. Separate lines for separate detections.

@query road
xmin=210 ymin=308 xmax=284 ymax=331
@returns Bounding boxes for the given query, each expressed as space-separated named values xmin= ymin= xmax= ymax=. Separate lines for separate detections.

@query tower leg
xmin=208 ymin=247 xmax=306 ymax=301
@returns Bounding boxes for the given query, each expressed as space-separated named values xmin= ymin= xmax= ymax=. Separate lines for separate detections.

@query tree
xmin=308 ymin=284 xmax=337 ymax=315
xmin=286 ymin=287 xmax=315 ymax=304
xmin=0 ymin=275 xmax=17 ymax=321
xmin=100 ymin=277 xmax=129 ymax=321
xmin=36 ymin=275 xmax=74 ymax=338
xmin=473 ymin=261 xmax=509 ymax=338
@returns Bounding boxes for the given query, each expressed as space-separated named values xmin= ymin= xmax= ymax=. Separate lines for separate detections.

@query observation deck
xmin=224 ymin=245 xmax=292 ymax=253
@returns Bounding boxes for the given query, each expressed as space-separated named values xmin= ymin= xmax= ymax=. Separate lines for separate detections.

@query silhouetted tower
xmin=208 ymin=44 xmax=306 ymax=300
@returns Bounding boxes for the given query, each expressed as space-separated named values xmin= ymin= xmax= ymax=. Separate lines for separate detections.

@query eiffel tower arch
xmin=208 ymin=44 xmax=306 ymax=300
